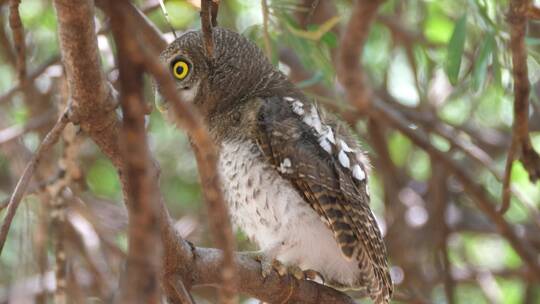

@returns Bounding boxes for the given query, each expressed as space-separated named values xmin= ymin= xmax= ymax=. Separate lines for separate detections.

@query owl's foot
xmin=305 ymin=269 xmax=326 ymax=284
xmin=243 ymin=251 xmax=325 ymax=284
xmin=244 ymin=251 xmax=288 ymax=278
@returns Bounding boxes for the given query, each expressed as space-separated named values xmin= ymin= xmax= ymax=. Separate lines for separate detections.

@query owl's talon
xmin=244 ymin=251 xmax=280 ymax=278
xmin=272 ymin=259 xmax=288 ymax=277
xmin=288 ymin=266 xmax=305 ymax=280
xmin=303 ymin=269 xmax=325 ymax=284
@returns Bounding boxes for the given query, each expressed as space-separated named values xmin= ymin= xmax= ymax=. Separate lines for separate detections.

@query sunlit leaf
xmin=445 ymin=14 xmax=468 ymax=85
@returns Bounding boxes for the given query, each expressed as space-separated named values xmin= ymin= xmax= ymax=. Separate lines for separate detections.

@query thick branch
xmin=53 ymin=0 xmax=122 ymax=168
xmin=193 ymin=248 xmax=358 ymax=304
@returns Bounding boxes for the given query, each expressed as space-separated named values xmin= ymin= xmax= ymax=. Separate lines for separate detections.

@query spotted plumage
xmin=157 ymin=27 xmax=392 ymax=303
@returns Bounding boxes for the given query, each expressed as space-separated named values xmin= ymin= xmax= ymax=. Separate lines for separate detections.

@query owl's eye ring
xmin=171 ymin=59 xmax=190 ymax=80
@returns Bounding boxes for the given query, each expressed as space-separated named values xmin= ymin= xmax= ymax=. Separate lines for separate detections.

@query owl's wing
xmin=253 ymin=96 xmax=392 ymax=303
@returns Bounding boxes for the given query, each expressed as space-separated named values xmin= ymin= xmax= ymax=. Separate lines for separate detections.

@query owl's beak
xmin=154 ymin=88 xmax=169 ymax=113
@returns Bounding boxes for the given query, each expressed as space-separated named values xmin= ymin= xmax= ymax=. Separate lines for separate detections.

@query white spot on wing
xmin=319 ymin=138 xmax=332 ymax=153
xmin=339 ymin=140 xmax=353 ymax=152
xmin=352 ymin=165 xmax=366 ymax=181
xmin=325 ymin=127 xmax=336 ymax=144
xmin=284 ymin=96 xmax=295 ymax=102
xmin=303 ymin=106 xmax=323 ymax=133
xmin=338 ymin=150 xmax=350 ymax=168
xmin=278 ymin=158 xmax=293 ymax=174
xmin=292 ymin=101 xmax=305 ymax=115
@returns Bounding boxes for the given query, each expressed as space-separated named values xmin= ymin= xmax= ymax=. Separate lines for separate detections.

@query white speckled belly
xmin=218 ymin=140 xmax=360 ymax=287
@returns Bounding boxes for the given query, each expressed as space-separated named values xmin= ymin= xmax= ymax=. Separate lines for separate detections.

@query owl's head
xmin=156 ymin=27 xmax=287 ymax=116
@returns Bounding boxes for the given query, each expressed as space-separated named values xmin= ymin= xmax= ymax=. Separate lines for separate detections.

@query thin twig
xmin=501 ymin=138 xmax=517 ymax=214
xmin=0 ymin=109 xmax=70 ymax=254
xmin=210 ymin=0 xmax=219 ymax=27
xmin=200 ymin=0 xmax=215 ymax=57
xmin=261 ymin=0 xmax=272 ymax=59
xmin=8 ymin=0 xmax=26 ymax=83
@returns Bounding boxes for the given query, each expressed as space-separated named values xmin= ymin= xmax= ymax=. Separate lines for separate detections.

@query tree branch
xmin=502 ymin=0 xmax=540 ymax=213
xmin=53 ymin=0 xmax=122 ymax=168
xmin=109 ymin=2 xmax=162 ymax=302
xmin=8 ymin=0 xmax=26 ymax=83
xmin=200 ymin=0 xmax=216 ymax=57
xmin=337 ymin=0 xmax=383 ymax=114
xmin=134 ymin=26 xmax=238 ymax=304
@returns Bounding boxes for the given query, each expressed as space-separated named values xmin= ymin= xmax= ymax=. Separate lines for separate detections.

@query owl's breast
xmin=218 ymin=140 xmax=361 ymax=287
xmin=218 ymin=139 xmax=310 ymax=249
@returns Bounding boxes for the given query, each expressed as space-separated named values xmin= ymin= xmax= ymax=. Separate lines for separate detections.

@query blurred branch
xmin=200 ymin=0 xmax=217 ymax=57
xmin=261 ymin=0 xmax=271 ymax=58
xmin=0 ymin=109 xmax=69 ymax=254
xmin=8 ymin=0 xmax=26 ymax=83
xmin=108 ymin=1 xmax=163 ymax=302
xmin=502 ymin=0 xmax=540 ymax=214
xmin=99 ymin=2 xmax=236 ymax=303
xmin=337 ymin=0 xmax=383 ymax=114
xmin=134 ymin=21 xmax=238 ymax=304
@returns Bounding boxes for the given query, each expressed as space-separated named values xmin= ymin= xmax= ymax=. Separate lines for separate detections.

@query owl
xmin=157 ymin=28 xmax=393 ymax=303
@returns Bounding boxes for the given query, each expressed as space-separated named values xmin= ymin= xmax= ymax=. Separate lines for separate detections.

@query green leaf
xmin=472 ymin=33 xmax=495 ymax=91
xmin=492 ymin=48 xmax=503 ymax=87
xmin=445 ymin=15 xmax=468 ymax=85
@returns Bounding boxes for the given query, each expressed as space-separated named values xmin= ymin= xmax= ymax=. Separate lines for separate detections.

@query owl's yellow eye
xmin=172 ymin=60 xmax=189 ymax=80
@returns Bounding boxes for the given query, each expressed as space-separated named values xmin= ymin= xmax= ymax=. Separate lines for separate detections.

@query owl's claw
xmin=243 ymin=251 xmax=325 ymax=284
xmin=303 ymin=269 xmax=325 ymax=285
xmin=246 ymin=251 xmax=286 ymax=278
